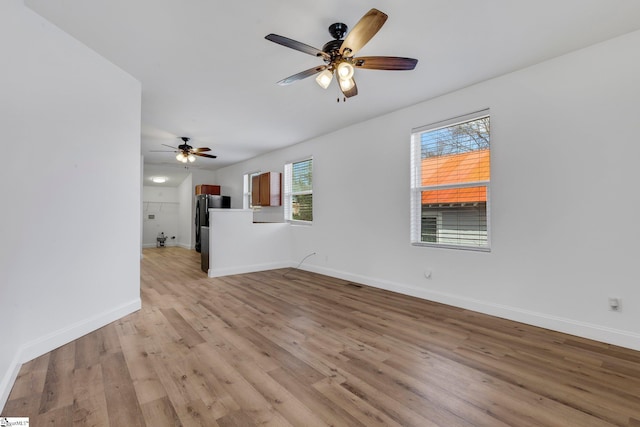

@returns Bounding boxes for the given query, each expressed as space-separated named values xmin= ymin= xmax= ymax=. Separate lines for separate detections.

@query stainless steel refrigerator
xmin=195 ymin=194 xmax=230 ymax=253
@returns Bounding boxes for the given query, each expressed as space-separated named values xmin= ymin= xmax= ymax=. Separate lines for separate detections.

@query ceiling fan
xmin=265 ymin=8 xmax=418 ymax=99
xmin=151 ymin=137 xmax=217 ymax=163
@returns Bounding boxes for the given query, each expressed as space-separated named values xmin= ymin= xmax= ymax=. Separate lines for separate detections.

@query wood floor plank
xmin=140 ymin=396 xmax=182 ymax=427
xmin=215 ymin=409 xmax=257 ymax=427
xmin=72 ymin=392 xmax=110 ymax=427
xmin=74 ymin=330 xmax=105 ymax=370
xmin=336 ymin=353 xmax=478 ymax=427
xmin=160 ymin=308 xmax=206 ymax=348
xmin=71 ymin=364 xmax=105 ymax=402
xmin=312 ymin=377 xmax=405 ymax=427
xmin=33 ymin=404 xmax=73 ymax=426
xmin=38 ymin=341 xmax=75 ymax=414
xmin=118 ymin=334 xmax=168 ymax=405
xmin=172 ymin=398 xmax=223 ymax=427
xmin=268 ymin=367 xmax=365 ymax=427
xmin=190 ymin=343 xmax=294 ymax=426
xmin=234 ymin=326 xmax=326 ymax=385
xmin=101 ymin=352 xmax=147 ymax=426
xmin=4 ymin=353 xmax=49 ymax=405
xmin=233 ymin=360 xmax=329 ymax=427
xmin=3 ymin=246 xmax=640 ymax=426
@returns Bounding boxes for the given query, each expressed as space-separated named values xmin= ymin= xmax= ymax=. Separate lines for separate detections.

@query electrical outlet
xmin=608 ymin=297 xmax=621 ymax=312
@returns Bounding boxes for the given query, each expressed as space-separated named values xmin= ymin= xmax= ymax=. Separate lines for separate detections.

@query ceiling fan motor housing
xmin=323 ymin=22 xmax=348 ymax=62
xmin=328 ymin=22 xmax=347 ymax=40
xmin=322 ymin=39 xmax=343 ymax=61
xmin=178 ymin=137 xmax=192 ymax=152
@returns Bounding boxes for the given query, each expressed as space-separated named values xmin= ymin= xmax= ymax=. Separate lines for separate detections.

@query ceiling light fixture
xmin=336 ymin=61 xmax=355 ymax=81
xmin=187 ymin=154 xmax=196 ymax=162
xmin=315 ymin=69 xmax=333 ymax=89
xmin=338 ymin=77 xmax=355 ymax=92
xmin=151 ymin=177 xmax=167 ymax=183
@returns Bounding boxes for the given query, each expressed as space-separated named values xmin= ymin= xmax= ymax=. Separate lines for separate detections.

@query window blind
xmin=284 ymin=158 xmax=313 ymax=222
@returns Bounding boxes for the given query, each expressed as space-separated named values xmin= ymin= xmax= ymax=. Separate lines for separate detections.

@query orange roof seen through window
xmin=421 ymin=149 xmax=490 ymax=205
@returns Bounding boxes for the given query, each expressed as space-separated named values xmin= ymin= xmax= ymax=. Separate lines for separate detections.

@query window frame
xmin=243 ymin=171 xmax=261 ymax=209
xmin=410 ymin=110 xmax=491 ymax=251
xmin=284 ymin=156 xmax=313 ymax=224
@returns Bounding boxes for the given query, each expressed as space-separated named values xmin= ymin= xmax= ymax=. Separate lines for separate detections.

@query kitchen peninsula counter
xmin=206 ymin=209 xmax=291 ymax=277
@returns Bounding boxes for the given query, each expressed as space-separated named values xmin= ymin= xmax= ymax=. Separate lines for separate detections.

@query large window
xmin=284 ymin=158 xmax=313 ymax=222
xmin=411 ymin=110 xmax=491 ymax=250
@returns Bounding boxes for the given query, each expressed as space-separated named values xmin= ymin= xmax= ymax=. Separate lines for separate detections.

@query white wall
xmin=213 ymin=30 xmax=640 ymax=350
xmin=0 ymin=0 xmax=141 ymax=409
xmin=142 ymin=186 xmax=180 ymax=247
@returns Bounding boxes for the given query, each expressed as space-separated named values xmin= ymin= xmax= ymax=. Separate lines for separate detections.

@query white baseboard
xmin=208 ymin=261 xmax=293 ymax=278
xmin=300 ymin=264 xmax=640 ymax=352
xmin=0 ymin=298 xmax=141 ymax=412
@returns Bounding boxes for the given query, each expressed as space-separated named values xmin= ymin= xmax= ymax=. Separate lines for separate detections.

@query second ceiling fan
xmin=152 ymin=137 xmax=217 ymax=163
xmin=265 ymin=8 xmax=418 ymax=99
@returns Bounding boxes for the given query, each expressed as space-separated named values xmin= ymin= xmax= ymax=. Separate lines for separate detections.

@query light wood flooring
xmin=3 ymin=247 xmax=640 ymax=426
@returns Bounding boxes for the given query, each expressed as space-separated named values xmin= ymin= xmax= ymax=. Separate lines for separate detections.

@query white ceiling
xmin=24 ymin=0 xmax=640 ymax=187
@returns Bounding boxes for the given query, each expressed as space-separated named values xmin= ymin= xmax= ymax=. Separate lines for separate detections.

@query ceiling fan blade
xmin=149 ymin=150 xmax=177 ymax=152
xmin=339 ymin=78 xmax=358 ymax=98
xmin=194 ymin=153 xmax=217 ymax=159
xmin=265 ymin=34 xmax=330 ymax=60
xmin=277 ymin=65 xmax=328 ymax=86
xmin=161 ymin=144 xmax=179 ymax=149
xmin=340 ymin=8 xmax=388 ymax=57
xmin=192 ymin=147 xmax=211 ymax=153
xmin=354 ymin=56 xmax=418 ymax=70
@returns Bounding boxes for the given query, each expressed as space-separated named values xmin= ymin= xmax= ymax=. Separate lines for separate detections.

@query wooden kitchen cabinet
xmin=195 ymin=184 xmax=220 ymax=195
xmin=251 ymin=172 xmax=281 ymax=206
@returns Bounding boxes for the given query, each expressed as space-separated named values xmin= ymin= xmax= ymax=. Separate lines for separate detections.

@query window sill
xmin=288 ymin=220 xmax=313 ymax=226
xmin=411 ymin=242 xmax=491 ymax=252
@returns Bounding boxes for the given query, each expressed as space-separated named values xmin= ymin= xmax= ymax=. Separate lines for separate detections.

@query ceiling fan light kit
xmin=315 ymin=69 xmax=333 ymax=89
xmin=336 ymin=61 xmax=355 ymax=81
xmin=338 ymin=77 xmax=355 ymax=92
xmin=176 ymin=152 xmax=196 ymax=163
xmin=265 ymin=8 xmax=418 ymax=99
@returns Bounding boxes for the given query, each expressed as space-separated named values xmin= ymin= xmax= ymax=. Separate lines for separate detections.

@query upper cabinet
xmin=195 ymin=184 xmax=220 ymax=195
xmin=251 ymin=172 xmax=281 ymax=206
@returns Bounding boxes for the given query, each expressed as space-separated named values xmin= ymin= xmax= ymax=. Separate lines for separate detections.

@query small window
xmin=284 ymin=158 xmax=313 ymax=223
xmin=421 ymin=215 xmax=439 ymax=243
xmin=411 ymin=110 xmax=491 ymax=250
xmin=243 ymin=171 xmax=261 ymax=209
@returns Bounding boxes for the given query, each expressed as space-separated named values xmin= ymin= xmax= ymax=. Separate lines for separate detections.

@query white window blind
xmin=284 ymin=158 xmax=313 ymax=222
xmin=411 ymin=110 xmax=491 ymax=250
